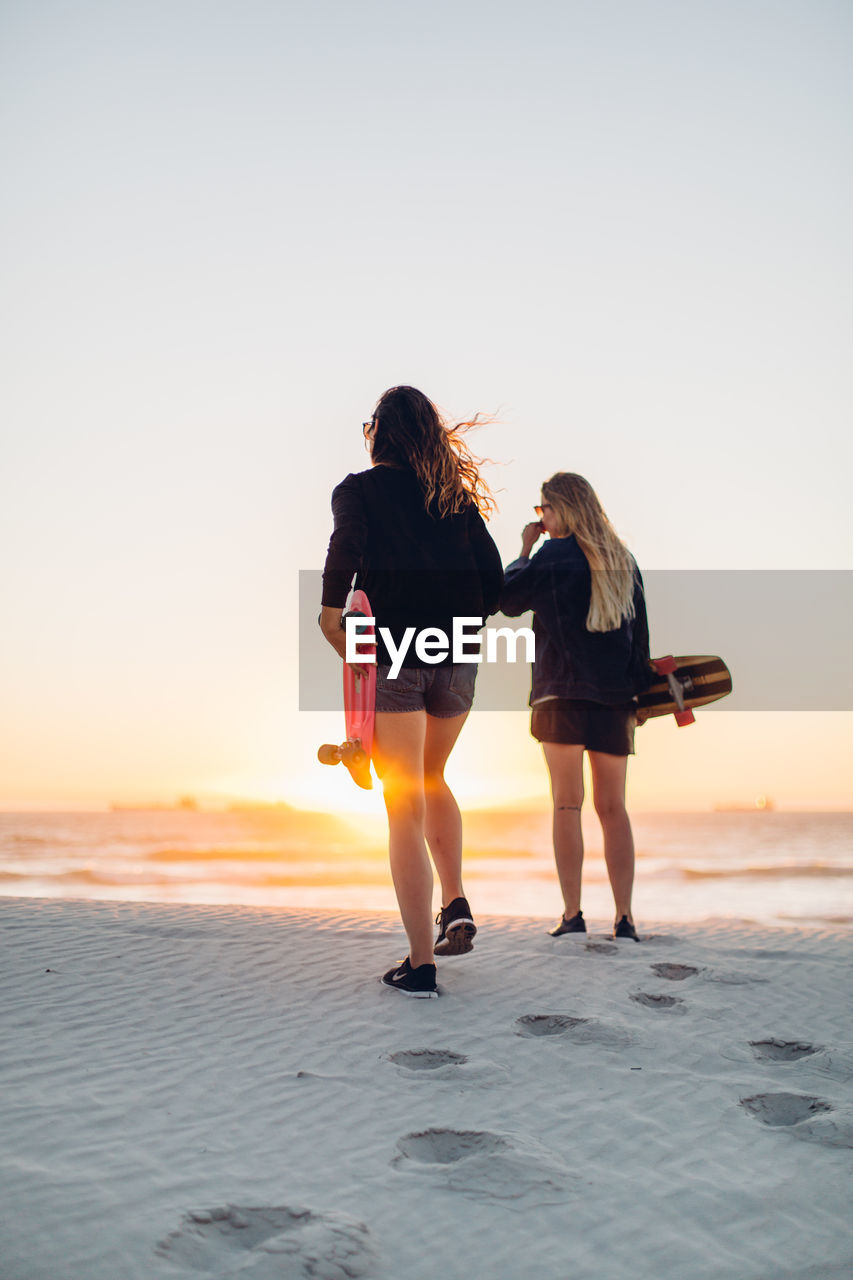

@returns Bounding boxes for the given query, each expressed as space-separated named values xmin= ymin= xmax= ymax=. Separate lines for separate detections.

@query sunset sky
xmin=1 ymin=0 xmax=850 ymax=813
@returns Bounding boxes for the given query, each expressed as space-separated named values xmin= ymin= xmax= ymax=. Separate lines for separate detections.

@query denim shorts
xmin=375 ymin=663 xmax=477 ymax=717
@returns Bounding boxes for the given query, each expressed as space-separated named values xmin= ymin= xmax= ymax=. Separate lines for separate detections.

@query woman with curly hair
xmin=320 ymin=386 xmax=503 ymax=996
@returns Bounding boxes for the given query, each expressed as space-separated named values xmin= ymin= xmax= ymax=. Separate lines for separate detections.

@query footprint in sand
xmin=720 ymin=1040 xmax=853 ymax=1079
xmin=740 ymin=1093 xmax=853 ymax=1149
xmin=746 ymin=1039 xmax=853 ymax=1081
xmin=650 ymin=963 xmax=700 ymax=981
xmin=749 ymin=1039 xmax=823 ymax=1063
xmin=389 ymin=1049 xmax=467 ymax=1071
xmin=516 ymin=1014 xmax=586 ymax=1037
xmin=585 ymin=941 xmax=619 ymax=955
xmin=630 ymin=992 xmax=686 ymax=1012
xmin=388 ymin=1047 xmax=508 ymax=1084
xmin=156 ymin=1204 xmax=377 ymax=1278
xmin=392 ymin=1128 xmax=572 ymax=1206
xmin=515 ymin=1014 xmax=633 ymax=1048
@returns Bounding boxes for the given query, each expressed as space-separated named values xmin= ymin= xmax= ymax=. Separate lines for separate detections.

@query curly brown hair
xmin=370 ymin=386 xmax=496 ymax=519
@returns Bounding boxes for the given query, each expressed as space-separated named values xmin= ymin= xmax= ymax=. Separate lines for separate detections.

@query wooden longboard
xmin=636 ymin=655 xmax=732 ymax=727
xmin=317 ymin=589 xmax=376 ymax=789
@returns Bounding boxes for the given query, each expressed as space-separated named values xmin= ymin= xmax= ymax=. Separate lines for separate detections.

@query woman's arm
xmin=320 ymin=475 xmax=371 ymax=674
xmin=629 ymin=565 xmax=652 ymax=690
xmin=468 ymin=510 xmax=505 ymax=618
xmin=499 ymin=522 xmax=546 ymax=616
xmin=321 ymin=475 xmax=366 ymax=610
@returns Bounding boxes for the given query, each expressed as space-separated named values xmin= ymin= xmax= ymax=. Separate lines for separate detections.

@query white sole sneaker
xmin=434 ymin=920 xmax=477 ymax=956
xmin=380 ymin=960 xmax=439 ymax=997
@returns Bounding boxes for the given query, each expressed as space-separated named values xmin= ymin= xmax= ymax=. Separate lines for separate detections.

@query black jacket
xmin=322 ymin=465 xmax=504 ymax=668
xmin=501 ymin=535 xmax=651 ymax=705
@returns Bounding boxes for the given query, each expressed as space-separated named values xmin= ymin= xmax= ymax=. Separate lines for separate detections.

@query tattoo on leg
xmin=557 ymin=804 xmax=582 ymax=811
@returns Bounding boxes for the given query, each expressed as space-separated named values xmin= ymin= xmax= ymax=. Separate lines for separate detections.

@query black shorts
xmin=530 ymin=698 xmax=637 ymax=756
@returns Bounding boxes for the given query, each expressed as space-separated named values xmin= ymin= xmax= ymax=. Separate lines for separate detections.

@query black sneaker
xmin=613 ymin=915 xmax=640 ymax=941
xmin=549 ymin=910 xmax=587 ymax=937
xmin=380 ymin=956 xmax=438 ymax=998
xmin=433 ymin=897 xmax=477 ymax=955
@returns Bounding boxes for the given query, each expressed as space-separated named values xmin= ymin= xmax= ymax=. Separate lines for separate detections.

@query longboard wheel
xmin=652 ymin=655 xmax=677 ymax=675
xmin=674 ymin=708 xmax=696 ymax=727
xmin=317 ymin=744 xmax=341 ymax=765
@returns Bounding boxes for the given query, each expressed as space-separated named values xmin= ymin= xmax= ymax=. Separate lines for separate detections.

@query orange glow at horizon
xmin=2 ymin=712 xmax=850 ymax=815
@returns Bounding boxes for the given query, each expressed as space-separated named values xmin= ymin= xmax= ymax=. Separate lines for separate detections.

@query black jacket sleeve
xmin=321 ymin=474 xmax=367 ymax=608
xmin=629 ymin=565 xmax=653 ymax=690
xmin=499 ymin=553 xmax=542 ymax=617
xmin=469 ymin=511 xmax=505 ymax=618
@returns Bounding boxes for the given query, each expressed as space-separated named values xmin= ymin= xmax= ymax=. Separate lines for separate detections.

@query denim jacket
xmin=500 ymin=534 xmax=651 ymax=706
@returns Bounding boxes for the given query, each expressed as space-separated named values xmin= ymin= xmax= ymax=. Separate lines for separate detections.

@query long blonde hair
xmin=371 ymin=385 xmax=496 ymax=518
xmin=541 ymin=473 xmax=636 ymax=632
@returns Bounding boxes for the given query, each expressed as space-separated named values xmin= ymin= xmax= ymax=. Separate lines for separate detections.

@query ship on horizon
xmin=713 ymin=795 xmax=775 ymax=813
xmin=110 ymin=796 xmax=198 ymax=813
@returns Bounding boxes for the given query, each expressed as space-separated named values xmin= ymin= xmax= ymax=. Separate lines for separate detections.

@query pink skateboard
xmin=317 ymin=589 xmax=376 ymax=789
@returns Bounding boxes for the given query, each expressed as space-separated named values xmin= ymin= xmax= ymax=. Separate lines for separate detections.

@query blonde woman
xmin=500 ymin=473 xmax=651 ymax=941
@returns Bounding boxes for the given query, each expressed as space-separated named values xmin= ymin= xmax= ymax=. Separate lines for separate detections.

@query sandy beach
xmin=2 ymin=897 xmax=851 ymax=1280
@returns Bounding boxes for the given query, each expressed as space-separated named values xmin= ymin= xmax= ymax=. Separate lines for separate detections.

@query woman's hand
xmin=520 ymin=521 xmax=544 ymax=558
xmin=319 ymin=606 xmax=372 ymax=679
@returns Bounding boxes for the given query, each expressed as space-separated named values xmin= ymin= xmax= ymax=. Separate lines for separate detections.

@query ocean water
xmin=1 ymin=808 xmax=851 ymax=930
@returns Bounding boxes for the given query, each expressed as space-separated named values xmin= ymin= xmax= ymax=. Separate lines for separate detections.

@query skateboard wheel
xmin=652 ymin=655 xmax=677 ymax=675
xmin=317 ymin=744 xmax=341 ymax=765
xmin=674 ymin=708 xmax=695 ymax=727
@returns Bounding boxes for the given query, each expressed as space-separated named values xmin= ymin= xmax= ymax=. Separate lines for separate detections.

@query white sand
xmin=2 ymin=898 xmax=852 ymax=1280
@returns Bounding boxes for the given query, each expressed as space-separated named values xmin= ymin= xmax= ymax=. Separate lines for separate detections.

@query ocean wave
xmin=5 ymin=835 xmax=57 ymax=847
xmin=0 ymin=867 xmax=395 ymax=890
xmin=681 ymin=864 xmax=853 ymax=880
xmin=143 ymin=845 xmax=373 ymax=862
xmin=0 ymin=869 xmax=174 ymax=887
xmin=777 ymin=913 xmax=853 ymax=924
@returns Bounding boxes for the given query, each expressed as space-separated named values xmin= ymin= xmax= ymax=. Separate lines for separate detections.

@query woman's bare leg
xmin=589 ymin=750 xmax=634 ymax=923
xmin=542 ymin=743 xmax=586 ymax=918
xmin=372 ymin=710 xmax=434 ymax=968
xmin=423 ymin=711 xmax=469 ymax=907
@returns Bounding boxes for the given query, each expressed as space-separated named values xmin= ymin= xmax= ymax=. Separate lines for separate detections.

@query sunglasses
xmin=534 ymin=504 xmax=553 ymax=517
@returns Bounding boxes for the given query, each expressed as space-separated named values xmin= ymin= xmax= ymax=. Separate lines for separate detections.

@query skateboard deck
xmin=317 ymin=589 xmax=376 ymax=789
xmin=636 ymin=655 xmax=732 ymax=727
